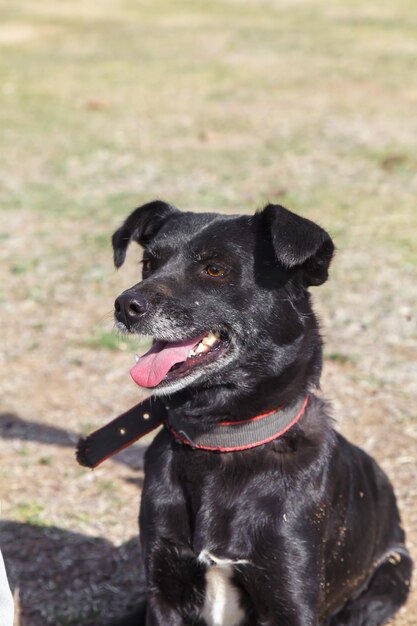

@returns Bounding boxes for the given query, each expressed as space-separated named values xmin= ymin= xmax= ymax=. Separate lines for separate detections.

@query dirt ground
xmin=0 ymin=0 xmax=416 ymax=624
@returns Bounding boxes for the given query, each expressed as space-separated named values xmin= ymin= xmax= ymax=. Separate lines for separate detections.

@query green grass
xmin=12 ymin=500 xmax=48 ymax=525
xmin=81 ymin=328 xmax=151 ymax=352
xmin=1 ymin=0 xmax=416 ymax=265
xmin=38 ymin=455 xmax=53 ymax=466
xmin=325 ymin=351 xmax=355 ymax=365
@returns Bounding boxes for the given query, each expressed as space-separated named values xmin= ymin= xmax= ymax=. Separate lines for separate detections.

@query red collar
xmin=168 ymin=395 xmax=309 ymax=452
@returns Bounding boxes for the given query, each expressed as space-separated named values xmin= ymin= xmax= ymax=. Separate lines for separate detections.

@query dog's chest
xmin=199 ymin=551 xmax=246 ymax=626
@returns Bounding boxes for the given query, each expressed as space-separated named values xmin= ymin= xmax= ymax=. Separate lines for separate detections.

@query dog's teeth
xmin=203 ymin=332 xmax=219 ymax=347
xmin=135 ymin=354 xmax=140 ymax=363
xmin=188 ymin=333 xmax=220 ymax=358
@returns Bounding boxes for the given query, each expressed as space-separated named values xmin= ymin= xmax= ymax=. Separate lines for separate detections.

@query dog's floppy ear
xmin=112 ymin=200 xmax=179 ymax=268
xmin=261 ymin=204 xmax=335 ymax=286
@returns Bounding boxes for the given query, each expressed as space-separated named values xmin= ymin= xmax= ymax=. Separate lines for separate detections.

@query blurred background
xmin=0 ymin=0 xmax=416 ymax=624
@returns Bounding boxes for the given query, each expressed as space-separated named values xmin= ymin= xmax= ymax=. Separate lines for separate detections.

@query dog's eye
xmin=206 ymin=264 xmax=226 ymax=278
xmin=141 ymin=258 xmax=153 ymax=272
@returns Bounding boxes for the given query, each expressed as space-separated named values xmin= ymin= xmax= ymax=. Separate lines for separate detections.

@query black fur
xmin=108 ymin=202 xmax=412 ymax=626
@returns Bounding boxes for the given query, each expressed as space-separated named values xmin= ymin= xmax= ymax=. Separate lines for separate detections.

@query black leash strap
xmin=76 ymin=396 xmax=167 ymax=468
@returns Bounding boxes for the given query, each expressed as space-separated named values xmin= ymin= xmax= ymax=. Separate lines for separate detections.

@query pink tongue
xmin=130 ymin=337 xmax=202 ymax=388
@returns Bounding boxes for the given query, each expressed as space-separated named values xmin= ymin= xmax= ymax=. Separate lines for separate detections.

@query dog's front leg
xmin=243 ymin=571 xmax=319 ymax=626
xmin=237 ymin=547 xmax=321 ymax=626
xmin=144 ymin=538 xmax=206 ymax=626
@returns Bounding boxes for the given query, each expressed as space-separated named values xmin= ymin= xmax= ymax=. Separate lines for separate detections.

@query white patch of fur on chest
xmin=199 ymin=550 xmax=247 ymax=626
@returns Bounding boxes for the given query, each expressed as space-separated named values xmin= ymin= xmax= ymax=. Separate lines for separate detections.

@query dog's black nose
xmin=114 ymin=291 xmax=148 ymax=329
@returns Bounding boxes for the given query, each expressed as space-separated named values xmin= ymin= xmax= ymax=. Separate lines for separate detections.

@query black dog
xmin=110 ymin=201 xmax=412 ymax=626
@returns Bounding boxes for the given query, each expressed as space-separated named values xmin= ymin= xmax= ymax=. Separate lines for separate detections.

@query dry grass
xmin=0 ymin=0 xmax=416 ymax=623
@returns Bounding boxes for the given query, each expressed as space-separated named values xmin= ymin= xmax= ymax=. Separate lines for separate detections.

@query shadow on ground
xmin=1 ymin=520 xmax=145 ymax=626
xmin=0 ymin=412 xmax=147 ymax=471
xmin=0 ymin=412 xmax=147 ymax=624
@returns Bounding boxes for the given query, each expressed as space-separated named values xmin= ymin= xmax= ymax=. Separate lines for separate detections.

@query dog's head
xmin=112 ymin=201 xmax=334 ymax=398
